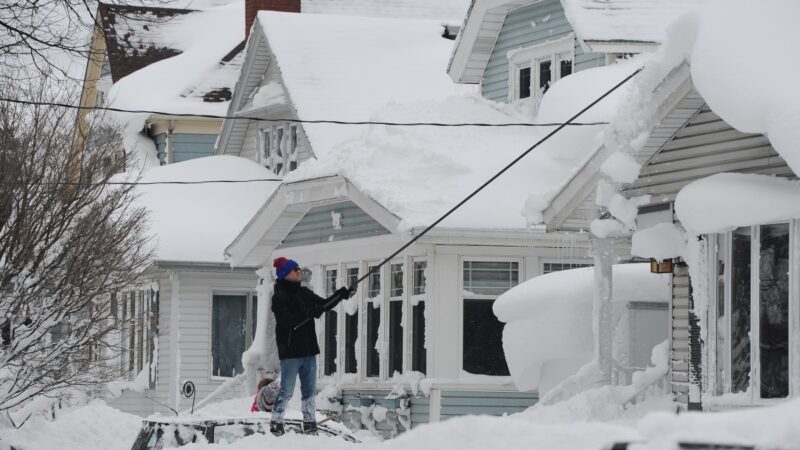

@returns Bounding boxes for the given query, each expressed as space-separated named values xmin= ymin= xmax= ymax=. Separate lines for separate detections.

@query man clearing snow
xmin=269 ymin=257 xmax=354 ymax=436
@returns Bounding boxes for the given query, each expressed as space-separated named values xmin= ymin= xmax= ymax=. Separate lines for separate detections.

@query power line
xmin=294 ymin=67 xmax=643 ymax=330
xmin=0 ymin=178 xmax=282 ymax=187
xmin=0 ymin=97 xmax=610 ymax=128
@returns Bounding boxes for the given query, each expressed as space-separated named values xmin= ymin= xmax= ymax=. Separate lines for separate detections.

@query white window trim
xmin=707 ymin=220 xmax=798 ymax=403
xmin=362 ymin=261 xmax=384 ymax=381
xmin=409 ymin=257 xmax=428 ymax=374
xmin=507 ymin=34 xmax=574 ymax=104
xmin=341 ymin=263 xmax=361 ymax=379
xmin=458 ymin=256 xmax=522 ymax=375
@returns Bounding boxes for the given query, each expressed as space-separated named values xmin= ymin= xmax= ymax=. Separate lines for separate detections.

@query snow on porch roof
xmin=282 ymin=56 xmax=645 ymax=232
xmin=256 ymin=11 xmax=468 ymax=159
xmin=300 ymin=0 xmax=470 ymax=22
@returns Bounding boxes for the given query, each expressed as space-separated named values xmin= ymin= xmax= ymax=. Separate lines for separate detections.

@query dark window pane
xmin=212 ymin=295 xmax=247 ymax=377
xmin=345 ymin=312 xmax=358 ymax=374
xmin=390 ymin=263 xmax=403 ymax=297
xmin=560 ymin=58 xmax=572 ymax=78
xmin=463 ymin=299 xmax=509 ymax=375
xmin=389 ymin=301 xmax=403 ymax=376
xmin=368 ymin=266 xmax=381 ymax=298
xmin=519 ymin=67 xmax=531 ymax=99
xmin=731 ymin=227 xmax=751 ymax=393
xmin=324 ymin=310 xmax=337 ymax=376
xmin=325 ymin=269 xmax=337 ymax=296
xmin=759 ymin=223 xmax=789 ymax=398
xmin=347 ymin=267 xmax=359 ymax=288
xmin=366 ymin=303 xmax=380 ymax=377
xmin=539 ymin=60 xmax=552 ymax=93
xmin=413 ymin=261 xmax=427 ymax=295
xmin=412 ymin=302 xmax=426 ymax=374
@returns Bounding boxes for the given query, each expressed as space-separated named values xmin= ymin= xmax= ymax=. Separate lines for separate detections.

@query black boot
xmin=302 ymin=421 xmax=318 ymax=435
xmin=270 ymin=421 xmax=285 ymax=436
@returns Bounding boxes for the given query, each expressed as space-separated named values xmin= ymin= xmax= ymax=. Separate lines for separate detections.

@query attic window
xmin=508 ymin=34 xmax=574 ymax=106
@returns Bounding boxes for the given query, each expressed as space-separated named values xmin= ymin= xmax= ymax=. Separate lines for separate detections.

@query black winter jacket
xmin=271 ymin=279 xmax=340 ymax=360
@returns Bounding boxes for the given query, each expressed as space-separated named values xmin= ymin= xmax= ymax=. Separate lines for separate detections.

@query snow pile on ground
xmin=130 ymin=155 xmax=279 ymax=262
xmin=675 ymin=173 xmax=800 ymax=234
xmin=0 ymin=400 xmax=141 ymax=450
xmin=493 ymin=264 xmax=670 ymax=394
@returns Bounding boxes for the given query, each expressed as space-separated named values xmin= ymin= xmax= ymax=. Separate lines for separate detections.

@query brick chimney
xmin=246 ymin=0 xmax=301 ymax=39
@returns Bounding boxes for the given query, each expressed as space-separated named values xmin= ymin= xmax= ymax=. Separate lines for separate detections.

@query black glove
xmin=324 ymin=287 xmax=349 ymax=311
xmin=346 ymin=285 xmax=357 ymax=298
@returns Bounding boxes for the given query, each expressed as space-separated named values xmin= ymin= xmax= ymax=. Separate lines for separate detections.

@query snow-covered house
xmin=212 ymin=6 xmax=666 ymax=435
xmin=104 ymin=156 xmax=280 ymax=416
xmin=77 ymin=2 xmax=246 ymax=169
xmin=551 ymin=1 xmax=800 ymax=411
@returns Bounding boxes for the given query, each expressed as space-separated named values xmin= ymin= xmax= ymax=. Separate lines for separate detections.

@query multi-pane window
xmin=344 ymin=267 xmax=359 ymax=374
xmin=259 ymin=129 xmax=271 ymax=170
xmin=324 ymin=267 xmax=338 ymax=376
xmin=510 ymin=35 xmax=574 ymax=104
xmin=388 ymin=263 xmax=404 ymax=376
xmin=462 ymin=261 xmax=518 ymax=375
xmin=542 ymin=262 xmax=592 ymax=274
xmin=713 ymin=223 xmax=791 ymax=400
xmin=365 ymin=265 xmax=381 ymax=377
xmin=211 ymin=292 xmax=257 ymax=378
xmin=411 ymin=261 xmax=427 ymax=374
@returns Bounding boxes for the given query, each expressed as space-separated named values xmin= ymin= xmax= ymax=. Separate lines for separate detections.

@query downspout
xmin=591 ymin=236 xmax=614 ymax=385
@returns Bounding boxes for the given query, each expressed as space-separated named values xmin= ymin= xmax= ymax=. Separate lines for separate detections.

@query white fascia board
xmin=216 ymin=22 xmax=267 ymax=156
xmin=582 ymin=40 xmax=660 ymax=54
xmin=226 ymin=176 xmax=403 ymax=266
xmin=542 ymin=62 xmax=692 ymax=230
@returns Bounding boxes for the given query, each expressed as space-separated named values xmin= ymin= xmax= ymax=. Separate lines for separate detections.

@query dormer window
xmin=259 ymin=124 xmax=301 ymax=175
xmin=508 ymin=34 xmax=574 ymax=106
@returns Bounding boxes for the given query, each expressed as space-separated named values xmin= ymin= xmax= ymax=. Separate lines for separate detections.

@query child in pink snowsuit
xmin=250 ymin=377 xmax=280 ymax=412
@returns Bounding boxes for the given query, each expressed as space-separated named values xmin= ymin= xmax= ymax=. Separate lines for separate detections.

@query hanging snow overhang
xmin=581 ymin=40 xmax=659 ymax=54
xmin=225 ymin=175 xmax=402 ymax=267
xmin=539 ymin=63 xmax=693 ymax=231
xmin=447 ymin=0 xmax=534 ymax=84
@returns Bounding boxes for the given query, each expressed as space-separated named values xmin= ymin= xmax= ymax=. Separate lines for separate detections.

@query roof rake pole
xmin=294 ymin=68 xmax=642 ymax=328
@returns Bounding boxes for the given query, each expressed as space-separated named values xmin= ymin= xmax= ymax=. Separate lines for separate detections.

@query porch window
xmin=713 ymin=223 xmax=792 ymax=399
xmin=388 ymin=263 xmax=404 ymax=376
xmin=542 ymin=262 xmax=592 ymax=274
xmin=365 ymin=265 xmax=381 ymax=378
xmin=212 ymin=293 xmax=257 ymax=378
xmin=323 ymin=267 xmax=338 ymax=376
xmin=462 ymin=261 xmax=517 ymax=375
xmin=411 ymin=260 xmax=427 ymax=374
xmin=344 ymin=266 xmax=359 ymax=374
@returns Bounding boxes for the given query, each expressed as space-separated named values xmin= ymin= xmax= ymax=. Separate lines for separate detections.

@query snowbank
xmin=493 ymin=264 xmax=670 ymax=393
xmin=132 ymin=155 xmax=279 ymax=262
xmin=675 ymin=173 xmax=800 ymax=235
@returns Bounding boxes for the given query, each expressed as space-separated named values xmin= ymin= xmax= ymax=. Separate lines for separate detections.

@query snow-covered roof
xmin=106 ymin=2 xmax=244 ymax=116
xmin=282 ymin=55 xmax=644 ymax=231
xmin=134 ymin=155 xmax=279 ymax=263
xmin=562 ymin=0 xmax=706 ymax=44
xmin=301 ymin=0 xmax=470 ymax=22
xmin=255 ymin=11 xmax=466 ymax=158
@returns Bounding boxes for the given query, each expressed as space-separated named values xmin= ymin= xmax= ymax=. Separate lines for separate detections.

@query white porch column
xmin=591 ymin=237 xmax=614 ymax=385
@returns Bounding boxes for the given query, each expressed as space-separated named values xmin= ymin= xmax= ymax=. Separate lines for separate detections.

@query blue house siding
xmin=439 ymin=390 xmax=538 ymax=420
xmin=278 ymin=201 xmax=390 ymax=248
xmin=481 ymin=0 xmax=604 ymax=103
xmin=172 ymin=133 xmax=216 ymax=162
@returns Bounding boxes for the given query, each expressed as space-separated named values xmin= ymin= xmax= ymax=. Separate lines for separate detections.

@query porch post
xmin=591 ymin=236 xmax=614 ymax=385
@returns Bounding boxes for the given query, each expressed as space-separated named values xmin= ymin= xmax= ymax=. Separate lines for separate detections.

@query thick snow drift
xmin=493 ymin=264 xmax=670 ymax=393
xmin=133 ymin=155 xmax=279 ymax=262
xmin=675 ymin=173 xmax=800 ymax=235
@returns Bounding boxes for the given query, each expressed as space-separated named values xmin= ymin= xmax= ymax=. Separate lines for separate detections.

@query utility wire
xmin=0 ymin=179 xmax=282 ymax=187
xmin=0 ymin=96 xmax=610 ymax=128
xmin=293 ymin=67 xmax=642 ymax=330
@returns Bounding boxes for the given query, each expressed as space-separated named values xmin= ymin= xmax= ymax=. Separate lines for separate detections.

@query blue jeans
xmin=271 ymin=356 xmax=317 ymax=423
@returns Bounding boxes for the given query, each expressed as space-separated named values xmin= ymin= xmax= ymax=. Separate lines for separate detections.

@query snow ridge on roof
xmin=300 ymin=0 xmax=470 ymax=22
xmin=562 ymin=0 xmax=706 ymax=43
